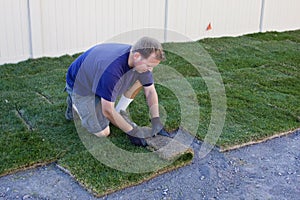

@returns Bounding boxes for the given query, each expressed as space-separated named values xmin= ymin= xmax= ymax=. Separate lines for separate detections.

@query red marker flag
xmin=206 ymin=23 xmax=212 ymax=31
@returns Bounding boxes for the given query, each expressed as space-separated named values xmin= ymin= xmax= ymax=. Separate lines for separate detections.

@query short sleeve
xmin=96 ymin=72 xmax=120 ymax=102
xmin=138 ymin=71 xmax=154 ymax=87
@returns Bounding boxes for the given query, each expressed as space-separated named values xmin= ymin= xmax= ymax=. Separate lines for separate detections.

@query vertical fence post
xmin=259 ymin=0 xmax=265 ymax=32
xmin=27 ymin=0 xmax=44 ymax=58
xmin=164 ymin=0 xmax=168 ymax=42
xmin=27 ymin=0 xmax=33 ymax=58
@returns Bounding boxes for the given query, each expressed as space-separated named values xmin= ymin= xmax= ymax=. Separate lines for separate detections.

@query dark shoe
xmin=65 ymin=95 xmax=73 ymax=120
xmin=65 ymin=109 xmax=73 ymax=120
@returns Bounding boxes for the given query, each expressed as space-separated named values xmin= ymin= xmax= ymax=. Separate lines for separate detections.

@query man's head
xmin=129 ymin=37 xmax=165 ymax=73
xmin=132 ymin=37 xmax=165 ymax=61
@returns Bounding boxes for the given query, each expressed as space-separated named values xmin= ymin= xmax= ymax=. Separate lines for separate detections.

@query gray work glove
xmin=151 ymin=117 xmax=164 ymax=136
xmin=151 ymin=117 xmax=176 ymax=138
xmin=126 ymin=127 xmax=148 ymax=147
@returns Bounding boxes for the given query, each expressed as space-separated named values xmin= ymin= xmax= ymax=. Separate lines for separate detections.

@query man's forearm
xmin=104 ymin=108 xmax=133 ymax=133
xmin=101 ymin=98 xmax=134 ymax=133
xmin=145 ymin=86 xmax=159 ymax=118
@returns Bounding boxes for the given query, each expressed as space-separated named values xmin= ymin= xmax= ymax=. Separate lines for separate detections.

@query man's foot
xmin=65 ymin=94 xmax=73 ymax=120
xmin=65 ymin=109 xmax=73 ymax=120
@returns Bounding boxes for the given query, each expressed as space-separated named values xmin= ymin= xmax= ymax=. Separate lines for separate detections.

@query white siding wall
xmin=167 ymin=0 xmax=263 ymax=41
xmin=262 ymin=0 xmax=300 ymax=32
xmin=0 ymin=0 xmax=31 ymax=64
xmin=0 ymin=0 xmax=299 ymax=65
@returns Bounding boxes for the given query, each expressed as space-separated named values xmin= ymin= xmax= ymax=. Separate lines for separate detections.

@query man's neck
xmin=128 ymin=52 xmax=134 ymax=68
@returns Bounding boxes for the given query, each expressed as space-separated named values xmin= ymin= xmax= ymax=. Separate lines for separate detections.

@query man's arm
xmin=101 ymin=98 xmax=149 ymax=146
xmin=145 ymin=84 xmax=175 ymax=138
xmin=144 ymin=84 xmax=159 ymax=118
xmin=101 ymin=98 xmax=133 ymax=132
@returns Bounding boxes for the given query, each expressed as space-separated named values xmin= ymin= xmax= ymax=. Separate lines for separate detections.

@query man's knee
xmin=94 ymin=126 xmax=110 ymax=137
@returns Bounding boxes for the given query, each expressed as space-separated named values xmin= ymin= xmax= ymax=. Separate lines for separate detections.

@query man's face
xmin=133 ymin=52 xmax=160 ymax=73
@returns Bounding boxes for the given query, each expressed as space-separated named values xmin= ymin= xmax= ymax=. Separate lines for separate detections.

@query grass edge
xmin=220 ymin=127 xmax=300 ymax=152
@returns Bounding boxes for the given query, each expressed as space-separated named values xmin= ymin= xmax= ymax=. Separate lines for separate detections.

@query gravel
xmin=0 ymin=130 xmax=299 ymax=200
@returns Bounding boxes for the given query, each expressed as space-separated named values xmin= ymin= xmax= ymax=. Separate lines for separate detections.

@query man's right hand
xmin=151 ymin=117 xmax=163 ymax=136
xmin=126 ymin=127 xmax=149 ymax=147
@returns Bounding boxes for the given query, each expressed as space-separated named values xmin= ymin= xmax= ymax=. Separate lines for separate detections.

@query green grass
xmin=1 ymin=30 xmax=299 ymax=196
xmin=199 ymin=30 xmax=300 ymax=147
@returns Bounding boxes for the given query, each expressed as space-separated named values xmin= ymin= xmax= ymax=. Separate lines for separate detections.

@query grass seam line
xmin=14 ymin=107 xmax=34 ymax=131
xmin=35 ymin=92 xmax=53 ymax=104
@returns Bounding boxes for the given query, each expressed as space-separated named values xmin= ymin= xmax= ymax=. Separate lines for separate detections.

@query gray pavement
xmin=0 ymin=130 xmax=299 ymax=200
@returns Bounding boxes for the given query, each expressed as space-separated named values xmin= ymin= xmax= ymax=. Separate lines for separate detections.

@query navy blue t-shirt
xmin=66 ymin=43 xmax=154 ymax=102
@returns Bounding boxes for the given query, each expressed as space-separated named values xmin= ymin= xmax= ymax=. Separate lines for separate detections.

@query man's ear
xmin=133 ymin=52 xmax=142 ymax=61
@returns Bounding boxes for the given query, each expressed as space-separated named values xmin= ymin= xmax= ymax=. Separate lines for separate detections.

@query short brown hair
xmin=132 ymin=37 xmax=165 ymax=61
